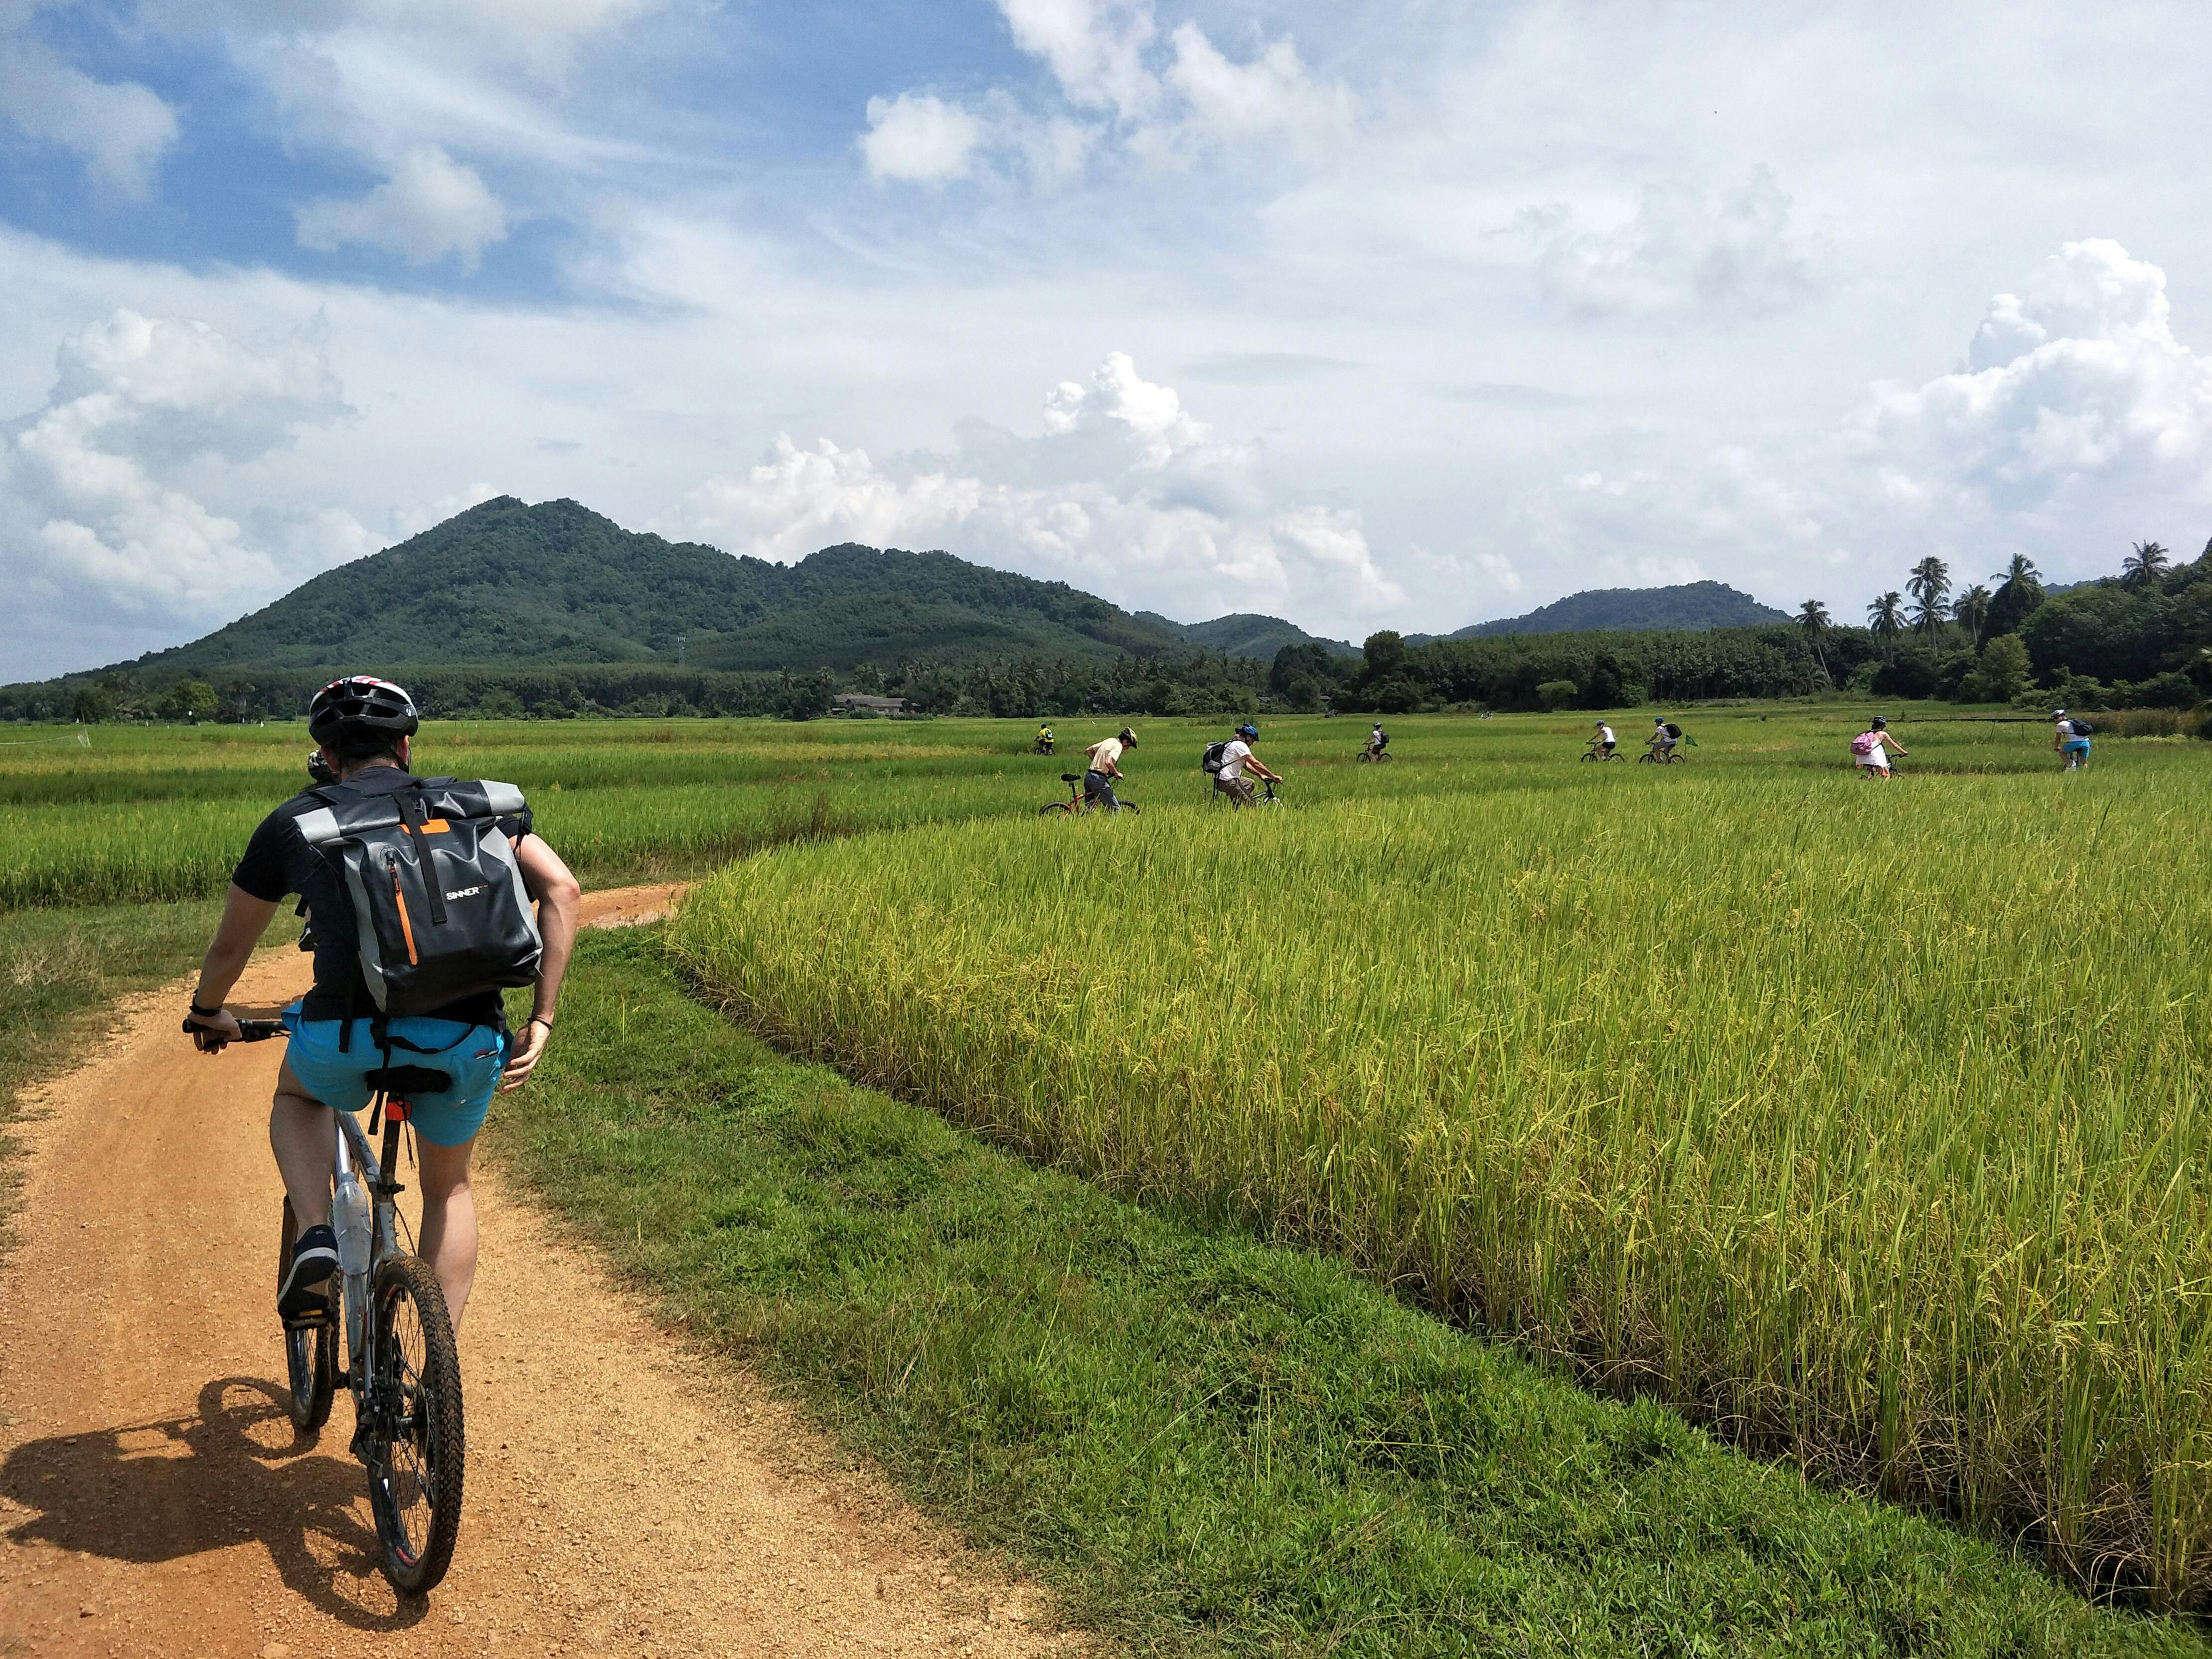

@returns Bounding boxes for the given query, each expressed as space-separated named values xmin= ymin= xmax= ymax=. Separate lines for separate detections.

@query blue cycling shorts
xmin=280 ymin=1005 xmax=507 ymax=1147
xmin=2063 ymin=738 xmax=2091 ymax=755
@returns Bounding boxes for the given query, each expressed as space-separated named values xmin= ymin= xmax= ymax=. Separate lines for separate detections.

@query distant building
xmin=831 ymin=693 xmax=912 ymax=715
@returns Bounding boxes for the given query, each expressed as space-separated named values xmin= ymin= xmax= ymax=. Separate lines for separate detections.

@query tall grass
xmin=669 ymin=765 xmax=2212 ymax=1607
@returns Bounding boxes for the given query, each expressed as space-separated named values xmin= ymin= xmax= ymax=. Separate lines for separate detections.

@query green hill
xmin=1135 ymin=611 xmax=1359 ymax=659
xmin=111 ymin=497 xmax=1194 ymax=677
xmin=1422 ymin=581 xmax=1789 ymax=641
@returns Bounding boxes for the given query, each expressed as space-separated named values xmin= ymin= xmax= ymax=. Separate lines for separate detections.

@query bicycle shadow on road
xmin=1 ymin=1373 xmax=429 ymax=1630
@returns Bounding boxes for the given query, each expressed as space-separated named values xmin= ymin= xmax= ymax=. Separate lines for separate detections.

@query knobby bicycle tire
xmin=278 ymin=1197 xmax=337 ymax=1433
xmin=364 ymin=1253 xmax=466 ymax=1596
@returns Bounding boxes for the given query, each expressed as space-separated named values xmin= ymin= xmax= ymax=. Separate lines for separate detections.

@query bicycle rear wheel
xmin=363 ymin=1254 xmax=465 ymax=1596
xmin=278 ymin=1198 xmax=336 ymax=1432
xmin=1038 ymin=802 xmax=1072 ymax=816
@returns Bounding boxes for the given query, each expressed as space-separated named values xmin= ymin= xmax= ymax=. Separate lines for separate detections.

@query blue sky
xmin=5 ymin=0 xmax=2212 ymax=678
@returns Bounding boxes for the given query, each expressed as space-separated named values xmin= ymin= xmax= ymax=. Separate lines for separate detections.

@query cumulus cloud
xmin=861 ymin=94 xmax=986 ymax=184
xmin=860 ymin=0 xmax=1351 ymax=188
xmin=1 ymin=310 xmax=358 ymax=651
xmin=296 ymin=145 xmax=509 ymax=267
xmin=1514 ymin=239 xmax=2212 ymax=602
xmin=1850 ymin=239 xmax=2212 ymax=534
xmin=0 ymin=34 xmax=178 ymax=195
xmin=1514 ymin=166 xmax=1827 ymax=319
xmin=674 ymin=351 xmax=1401 ymax=626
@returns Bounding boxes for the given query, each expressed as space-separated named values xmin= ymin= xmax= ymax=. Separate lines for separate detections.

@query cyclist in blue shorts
xmin=183 ymin=677 xmax=581 ymax=1331
xmin=2053 ymin=708 xmax=2092 ymax=770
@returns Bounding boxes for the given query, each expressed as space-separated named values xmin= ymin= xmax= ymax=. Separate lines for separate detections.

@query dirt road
xmin=1 ymin=886 xmax=1080 ymax=1657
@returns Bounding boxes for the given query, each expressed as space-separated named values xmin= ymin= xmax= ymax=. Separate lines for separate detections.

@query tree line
xmin=9 ymin=539 xmax=2211 ymax=725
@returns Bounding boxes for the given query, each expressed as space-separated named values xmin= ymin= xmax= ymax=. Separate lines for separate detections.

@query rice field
xmin=0 ymin=708 xmax=2125 ymax=907
xmin=10 ymin=703 xmax=2207 ymax=1605
xmin=664 ymin=721 xmax=2212 ymax=1607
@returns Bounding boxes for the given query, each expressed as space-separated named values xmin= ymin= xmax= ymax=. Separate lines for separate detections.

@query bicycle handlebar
xmin=180 ymin=1017 xmax=287 ymax=1041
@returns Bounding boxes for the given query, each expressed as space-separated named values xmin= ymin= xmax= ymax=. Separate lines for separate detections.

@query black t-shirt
xmin=233 ymin=768 xmax=531 ymax=1026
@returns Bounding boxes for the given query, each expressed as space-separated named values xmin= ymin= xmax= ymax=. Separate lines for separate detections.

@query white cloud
xmin=861 ymin=94 xmax=986 ymax=185
xmin=0 ymin=310 xmax=357 ymax=647
xmin=861 ymin=0 xmax=1352 ymax=188
xmin=0 ymin=34 xmax=178 ymax=195
xmin=1851 ymin=239 xmax=2212 ymax=530
xmin=998 ymin=0 xmax=1159 ymax=118
xmin=675 ymin=351 xmax=1402 ymax=626
xmin=296 ymin=145 xmax=509 ymax=267
xmin=1158 ymin=21 xmax=1350 ymax=147
xmin=1513 ymin=166 xmax=1827 ymax=319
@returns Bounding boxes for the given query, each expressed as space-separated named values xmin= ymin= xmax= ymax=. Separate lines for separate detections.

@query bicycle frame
xmin=332 ymin=1102 xmax=410 ymax=1374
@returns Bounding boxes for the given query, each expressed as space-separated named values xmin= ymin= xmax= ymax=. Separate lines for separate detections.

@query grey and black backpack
xmin=296 ymin=777 xmax=543 ymax=1017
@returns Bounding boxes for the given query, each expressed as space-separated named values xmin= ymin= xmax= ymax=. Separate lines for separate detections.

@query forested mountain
xmin=1427 ymin=581 xmax=1789 ymax=639
xmin=1134 ymin=612 xmax=1359 ymax=658
xmin=119 ymin=498 xmax=1192 ymax=675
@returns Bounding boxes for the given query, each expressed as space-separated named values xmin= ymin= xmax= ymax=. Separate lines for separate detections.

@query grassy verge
xmin=490 ymin=926 xmax=2205 ymax=1657
xmin=0 ymin=899 xmax=222 ymax=1254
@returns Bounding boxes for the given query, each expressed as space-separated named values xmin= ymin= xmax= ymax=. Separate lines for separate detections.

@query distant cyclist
xmin=183 ymin=677 xmax=582 ymax=1331
xmin=1215 ymin=722 xmax=1281 ymax=807
xmin=1034 ymin=724 xmax=1055 ymax=755
xmin=1366 ymin=723 xmax=1389 ymax=760
xmin=1646 ymin=717 xmax=1681 ymax=761
xmin=2053 ymin=708 xmax=2091 ymax=770
xmin=1590 ymin=719 xmax=1616 ymax=758
xmin=1083 ymin=726 xmax=1136 ymax=812
xmin=1851 ymin=715 xmax=1907 ymax=779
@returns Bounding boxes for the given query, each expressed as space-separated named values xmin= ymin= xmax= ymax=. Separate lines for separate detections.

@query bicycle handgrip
xmin=181 ymin=1017 xmax=288 ymax=1041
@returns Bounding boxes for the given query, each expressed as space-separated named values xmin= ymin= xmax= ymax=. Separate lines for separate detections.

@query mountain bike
xmin=1032 ymin=736 xmax=1055 ymax=755
xmin=1212 ymin=777 xmax=1292 ymax=807
xmin=1355 ymin=746 xmax=1391 ymax=763
xmin=193 ymin=1017 xmax=466 ymax=1596
xmin=1040 ymin=772 xmax=1138 ymax=816
xmin=1580 ymin=741 xmax=1623 ymax=762
xmin=1638 ymin=746 xmax=1686 ymax=765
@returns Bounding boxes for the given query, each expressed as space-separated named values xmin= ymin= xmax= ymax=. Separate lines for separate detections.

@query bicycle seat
xmin=1061 ymin=772 xmax=1082 ymax=783
xmin=365 ymin=1064 xmax=452 ymax=1098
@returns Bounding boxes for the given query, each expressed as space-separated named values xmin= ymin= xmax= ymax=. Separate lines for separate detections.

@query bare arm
xmin=501 ymin=833 xmax=582 ymax=1089
xmin=186 ymin=885 xmax=282 ymax=1045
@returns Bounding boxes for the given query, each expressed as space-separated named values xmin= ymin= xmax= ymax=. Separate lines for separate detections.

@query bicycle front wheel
xmin=278 ymin=1198 xmax=336 ymax=1433
xmin=1038 ymin=802 xmax=1072 ymax=816
xmin=363 ymin=1254 xmax=465 ymax=1596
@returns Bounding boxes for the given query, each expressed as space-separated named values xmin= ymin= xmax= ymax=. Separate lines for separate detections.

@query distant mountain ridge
xmin=95 ymin=498 xmax=1309 ymax=681
xmin=1416 ymin=581 xmax=1789 ymax=641
xmin=1135 ymin=611 xmax=1359 ymax=659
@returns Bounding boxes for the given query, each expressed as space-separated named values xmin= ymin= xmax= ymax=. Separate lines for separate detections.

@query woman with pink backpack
xmin=1851 ymin=716 xmax=1907 ymax=779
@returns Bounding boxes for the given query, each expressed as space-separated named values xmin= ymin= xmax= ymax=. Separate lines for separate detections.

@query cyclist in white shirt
xmin=1591 ymin=720 xmax=1616 ymax=757
xmin=1214 ymin=722 xmax=1280 ymax=807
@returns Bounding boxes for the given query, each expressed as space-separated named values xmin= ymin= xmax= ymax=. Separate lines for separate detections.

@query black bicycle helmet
xmin=1870 ymin=716 xmax=1888 ymax=731
xmin=308 ymin=675 xmax=419 ymax=749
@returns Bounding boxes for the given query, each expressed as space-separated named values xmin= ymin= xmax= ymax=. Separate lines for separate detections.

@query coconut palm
xmin=1951 ymin=584 xmax=1993 ymax=648
xmin=2122 ymin=540 xmax=2172 ymax=589
xmin=1867 ymin=591 xmax=1905 ymax=656
xmin=1906 ymin=556 xmax=1952 ymax=637
xmin=1990 ymin=552 xmax=2041 ymax=587
xmin=1797 ymin=599 xmax=1832 ymax=676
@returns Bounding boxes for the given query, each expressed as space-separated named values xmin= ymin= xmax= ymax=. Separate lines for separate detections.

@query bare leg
xmin=414 ymin=1136 xmax=480 ymax=1331
xmin=269 ymin=1063 xmax=336 ymax=1229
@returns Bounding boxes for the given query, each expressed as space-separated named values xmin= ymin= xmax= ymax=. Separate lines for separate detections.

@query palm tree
xmin=1951 ymin=584 xmax=1993 ymax=648
xmin=1990 ymin=552 xmax=2041 ymax=588
xmin=2122 ymin=540 xmax=2171 ymax=589
xmin=1906 ymin=556 xmax=1952 ymax=637
xmin=1797 ymin=599 xmax=1832 ymax=676
xmin=1868 ymin=591 xmax=1905 ymax=656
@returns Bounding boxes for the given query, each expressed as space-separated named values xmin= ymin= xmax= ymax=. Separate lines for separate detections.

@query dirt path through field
xmin=0 ymin=885 xmax=1080 ymax=1658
